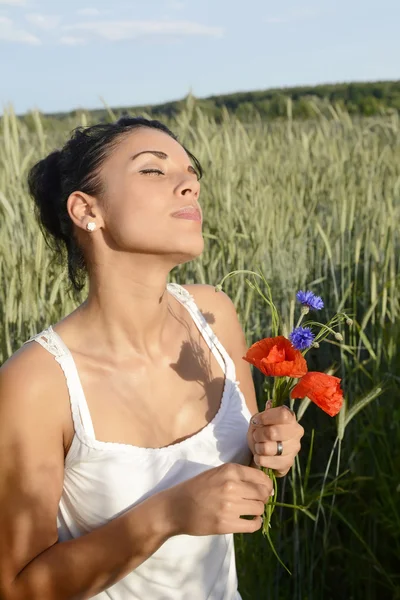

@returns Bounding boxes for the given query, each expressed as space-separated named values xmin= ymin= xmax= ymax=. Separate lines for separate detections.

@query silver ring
xmin=276 ymin=441 xmax=283 ymax=456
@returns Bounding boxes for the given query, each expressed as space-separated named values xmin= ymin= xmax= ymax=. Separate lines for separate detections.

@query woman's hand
xmin=247 ymin=402 xmax=304 ymax=477
xmin=163 ymin=462 xmax=274 ymax=536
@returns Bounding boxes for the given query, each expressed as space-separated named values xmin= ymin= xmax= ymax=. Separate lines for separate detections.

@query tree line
xmin=19 ymin=80 xmax=400 ymax=127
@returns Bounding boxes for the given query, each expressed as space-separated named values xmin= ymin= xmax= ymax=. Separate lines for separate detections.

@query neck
xmin=78 ymin=256 xmax=180 ymax=361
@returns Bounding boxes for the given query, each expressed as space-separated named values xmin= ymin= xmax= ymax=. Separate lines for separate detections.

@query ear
xmin=67 ymin=191 xmax=105 ymax=232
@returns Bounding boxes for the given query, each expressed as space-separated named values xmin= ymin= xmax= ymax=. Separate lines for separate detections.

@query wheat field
xmin=1 ymin=101 xmax=399 ymax=599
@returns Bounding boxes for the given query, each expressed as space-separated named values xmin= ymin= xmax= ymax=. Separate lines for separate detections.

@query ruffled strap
xmin=167 ymin=283 xmax=236 ymax=381
xmin=23 ymin=327 xmax=96 ymax=440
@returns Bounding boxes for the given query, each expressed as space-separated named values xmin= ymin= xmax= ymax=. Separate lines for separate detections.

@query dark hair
xmin=28 ymin=116 xmax=203 ymax=294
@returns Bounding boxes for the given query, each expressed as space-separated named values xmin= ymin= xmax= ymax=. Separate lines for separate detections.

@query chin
xmin=170 ymin=236 xmax=204 ymax=264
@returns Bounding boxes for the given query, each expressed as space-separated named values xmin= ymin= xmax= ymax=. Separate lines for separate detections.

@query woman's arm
xmin=0 ymin=350 xmax=174 ymax=600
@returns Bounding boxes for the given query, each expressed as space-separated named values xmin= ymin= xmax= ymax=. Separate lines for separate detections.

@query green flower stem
xmin=215 ymin=269 xmax=263 ymax=292
xmin=294 ymin=307 xmax=309 ymax=329
xmin=261 ymin=465 xmax=291 ymax=574
xmin=215 ymin=269 xmax=280 ymax=336
xmin=258 ymin=379 xmax=292 ymax=574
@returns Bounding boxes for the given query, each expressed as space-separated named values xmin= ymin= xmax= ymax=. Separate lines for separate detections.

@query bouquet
xmin=216 ymin=269 xmax=353 ymax=571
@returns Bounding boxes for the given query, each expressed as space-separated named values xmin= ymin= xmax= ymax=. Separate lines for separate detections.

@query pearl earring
xmin=86 ymin=222 xmax=96 ymax=232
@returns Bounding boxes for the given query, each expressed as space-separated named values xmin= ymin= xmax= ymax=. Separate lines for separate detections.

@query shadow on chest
xmin=75 ymin=319 xmax=227 ymax=448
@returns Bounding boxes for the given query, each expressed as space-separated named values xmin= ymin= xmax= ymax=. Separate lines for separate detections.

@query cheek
xmin=107 ymin=208 xmax=166 ymax=250
xmin=104 ymin=184 xmax=165 ymax=246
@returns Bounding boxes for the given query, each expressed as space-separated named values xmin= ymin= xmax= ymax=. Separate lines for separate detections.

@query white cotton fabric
xmin=24 ymin=283 xmax=253 ymax=599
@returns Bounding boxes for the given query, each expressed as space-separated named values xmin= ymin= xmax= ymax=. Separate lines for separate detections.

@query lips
xmin=171 ymin=207 xmax=202 ymax=222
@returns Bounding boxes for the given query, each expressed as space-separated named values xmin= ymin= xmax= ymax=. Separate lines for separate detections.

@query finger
xmin=233 ymin=516 xmax=263 ymax=534
xmin=251 ymin=405 xmax=296 ymax=427
xmin=227 ymin=462 xmax=272 ymax=487
xmin=253 ymin=422 xmax=304 ymax=443
xmin=237 ymin=480 xmax=274 ymax=503
xmin=222 ymin=477 xmax=273 ymax=503
xmin=254 ymin=438 xmax=301 ymax=458
xmin=253 ymin=453 xmax=296 ymax=471
xmin=236 ymin=499 xmax=266 ymax=517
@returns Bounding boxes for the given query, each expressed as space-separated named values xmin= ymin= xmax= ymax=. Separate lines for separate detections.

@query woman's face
xmin=97 ymin=127 xmax=203 ymax=265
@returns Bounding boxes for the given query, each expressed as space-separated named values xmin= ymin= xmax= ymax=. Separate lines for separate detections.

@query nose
xmin=175 ymin=175 xmax=200 ymax=199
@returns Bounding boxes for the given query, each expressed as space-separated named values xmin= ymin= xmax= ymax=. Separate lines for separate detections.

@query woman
xmin=0 ymin=117 xmax=304 ymax=599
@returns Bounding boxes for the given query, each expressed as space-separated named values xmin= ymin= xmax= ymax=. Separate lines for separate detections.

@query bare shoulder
xmin=181 ymin=283 xmax=235 ymax=309
xmin=180 ymin=284 xmax=242 ymax=355
xmin=0 ymin=339 xmax=71 ymax=437
xmin=181 ymin=283 xmax=258 ymax=417
xmin=1 ymin=338 xmax=59 ymax=393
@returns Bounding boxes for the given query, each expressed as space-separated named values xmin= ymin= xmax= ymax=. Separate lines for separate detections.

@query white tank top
xmin=24 ymin=283 xmax=253 ymax=600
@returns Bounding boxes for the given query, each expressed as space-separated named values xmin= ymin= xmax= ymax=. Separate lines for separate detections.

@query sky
xmin=1 ymin=0 xmax=399 ymax=115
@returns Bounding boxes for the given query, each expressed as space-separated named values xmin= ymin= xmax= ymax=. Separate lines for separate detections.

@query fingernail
xmin=270 ymin=488 xmax=275 ymax=496
xmin=265 ymin=400 xmax=273 ymax=410
xmin=251 ymin=416 xmax=260 ymax=426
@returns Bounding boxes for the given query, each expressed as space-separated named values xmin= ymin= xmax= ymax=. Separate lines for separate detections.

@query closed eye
xmin=140 ymin=168 xmax=165 ymax=176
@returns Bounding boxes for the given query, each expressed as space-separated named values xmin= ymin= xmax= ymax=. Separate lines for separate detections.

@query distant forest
xmin=46 ymin=80 xmax=400 ymax=124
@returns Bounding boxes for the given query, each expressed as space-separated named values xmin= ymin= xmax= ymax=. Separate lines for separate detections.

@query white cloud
xmin=77 ymin=8 xmax=109 ymax=17
xmin=65 ymin=20 xmax=224 ymax=42
xmin=0 ymin=0 xmax=27 ymax=5
xmin=0 ymin=15 xmax=40 ymax=44
xmin=60 ymin=35 xmax=85 ymax=46
xmin=25 ymin=13 xmax=61 ymax=30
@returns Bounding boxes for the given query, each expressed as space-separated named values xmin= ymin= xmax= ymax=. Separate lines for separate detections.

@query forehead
xmin=110 ymin=127 xmax=190 ymax=164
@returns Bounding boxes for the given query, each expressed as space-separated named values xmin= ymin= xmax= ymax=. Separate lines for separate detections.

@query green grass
xmin=1 ymin=101 xmax=399 ymax=599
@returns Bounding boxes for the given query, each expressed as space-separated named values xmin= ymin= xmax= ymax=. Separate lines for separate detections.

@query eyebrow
xmin=130 ymin=150 xmax=197 ymax=176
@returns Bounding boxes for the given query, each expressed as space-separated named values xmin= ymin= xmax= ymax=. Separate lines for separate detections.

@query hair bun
xmin=28 ymin=150 xmax=64 ymax=241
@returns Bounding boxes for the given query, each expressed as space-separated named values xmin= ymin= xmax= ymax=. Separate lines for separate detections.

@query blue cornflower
xmin=289 ymin=327 xmax=315 ymax=351
xmin=296 ymin=290 xmax=324 ymax=311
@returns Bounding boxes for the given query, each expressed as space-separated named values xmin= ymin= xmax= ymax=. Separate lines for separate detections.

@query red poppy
xmin=243 ymin=336 xmax=308 ymax=378
xmin=290 ymin=372 xmax=343 ymax=417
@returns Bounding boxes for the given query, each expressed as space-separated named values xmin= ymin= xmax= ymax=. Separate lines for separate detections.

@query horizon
xmin=6 ymin=77 xmax=398 ymax=119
